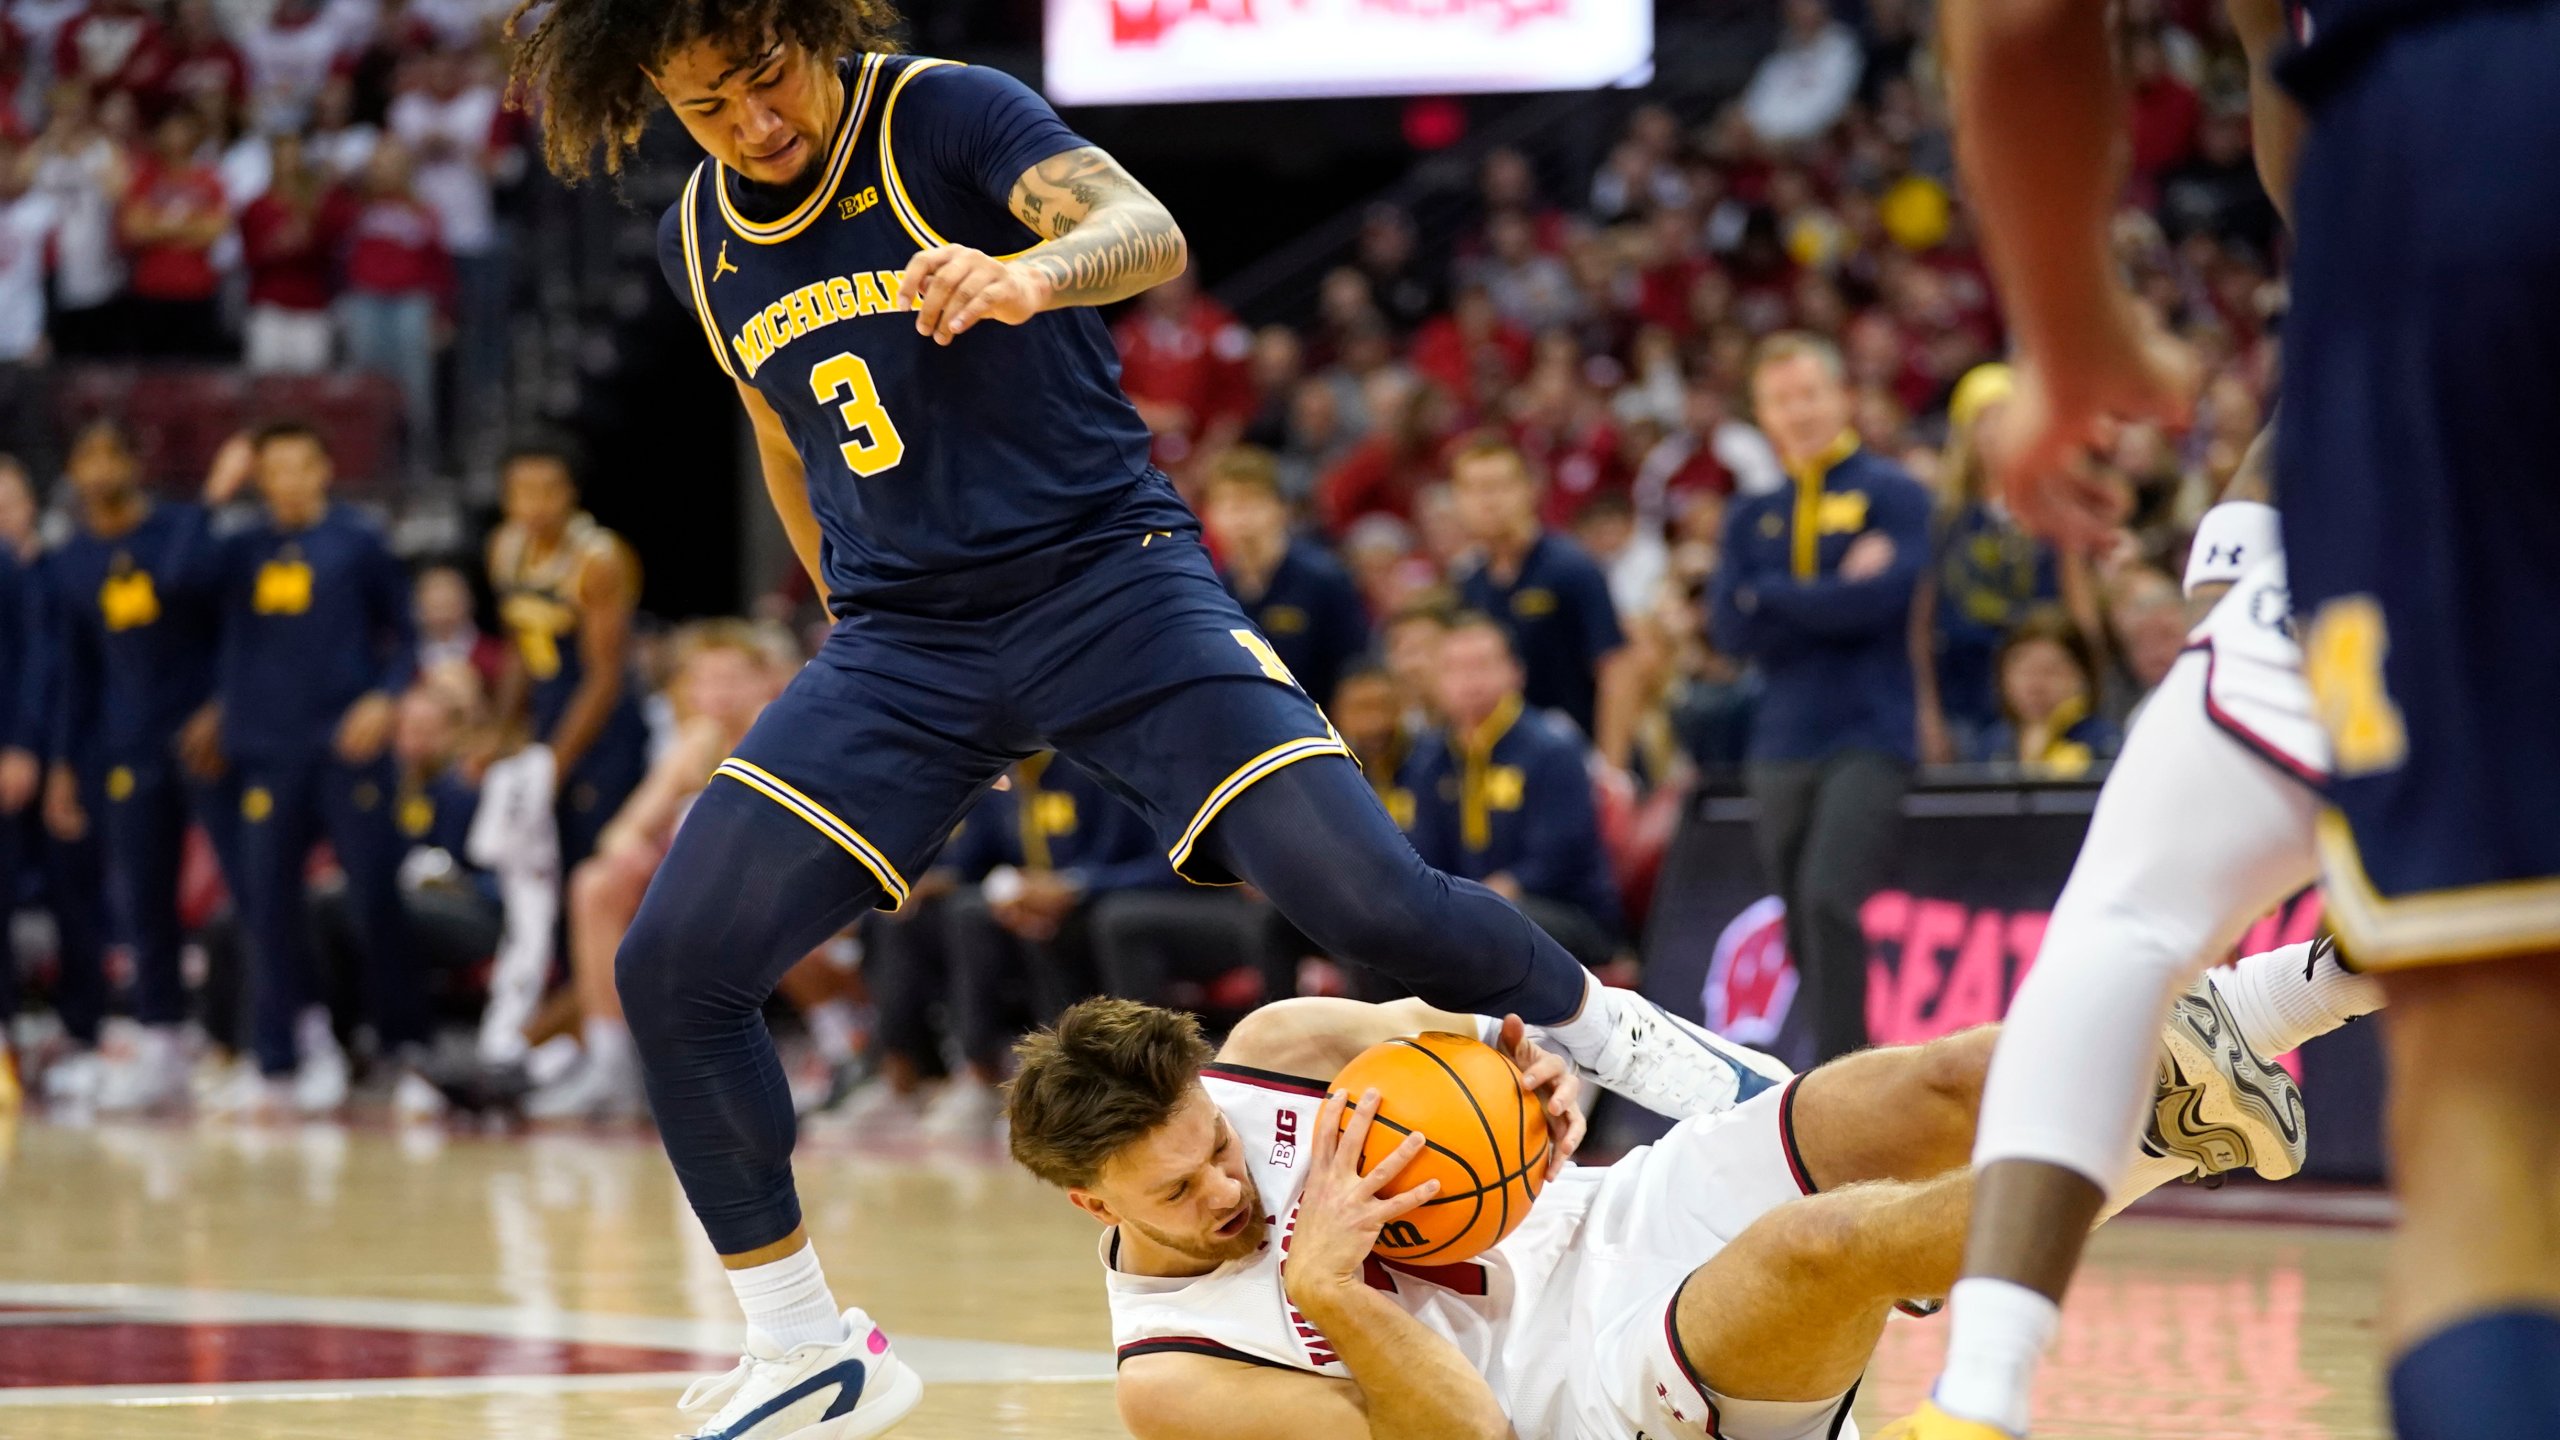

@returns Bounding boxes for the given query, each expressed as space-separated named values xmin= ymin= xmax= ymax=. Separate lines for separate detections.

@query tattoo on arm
xmin=1005 ymin=146 xmax=1186 ymax=307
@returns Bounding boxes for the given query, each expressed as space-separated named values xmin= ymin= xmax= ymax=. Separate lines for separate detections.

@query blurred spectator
xmin=2160 ymin=106 xmax=2279 ymax=255
xmin=56 ymin=0 xmax=166 ymax=106
xmin=1315 ymin=377 xmax=1451 ymax=537
xmin=242 ymin=0 xmax=350 ymax=136
xmin=30 ymin=86 xmax=129 ymax=355
xmin=1328 ymin=662 xmax=1411 ymax=818
xmin=1273 ymin=373 xmax=1356 ymax=504
xmin=338 ymin=138 xmax=449 ymax=471
xmin=305 ymin=73 xmax=379 ymax=180
xmin=117 ymin=110 xmax=231 ymax=358
xmin=1113 ymin=267 xmax=1253 ymax=476
xmin=1467 ymin=209 xmax=1580 ymax=335
xmin=0 ymin=138 xmax=57 ymax=472
xmin=1572 ymin=489 xmax=1666 ymax=624
xmin=1910 ymin=363 xmax=2097 ymax=764
xmin=413 ymin=561 xmax=505 ymax=689
xmin=1976 ymin=607 xmax=2121 ymax=778
xmin=388 ymin=42 xmax=504 ymax=435
xmin=1202 ymin=446 xmax=1370 ymax=710
xmin=1740 ymin=0 xmax=1864 ymax=145
xmin=1712 ymin=334 xmax=1928 ymax=1063
xmin=1400 ymin=612 xmax=1619 ymax=968
xmin=2103 ymin=563 xmax=2187 ymax=721
xmin=1857 ymin=0 xmax=1922 ymax=105
xmin=238 ymin=130 xmax=347 ymax=374
xmin=2125 ymin=28 xmax=2202 ymax=192
xmin=1352 ymin=203 xmax=1440 ymax=333
xmin=159 ymin=0 xmax=246 ymax=125
xmin=1409 ymin=285 xmax=1529 ymax=412
xmin=1447 ymin=434 xmax=1633 ymax=760
xmin=11 ymin=0 xmax=85 ymax=127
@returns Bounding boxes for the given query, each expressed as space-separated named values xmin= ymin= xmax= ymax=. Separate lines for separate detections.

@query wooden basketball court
xmin=0 ymin=1113 xmax=2391 ymax=1438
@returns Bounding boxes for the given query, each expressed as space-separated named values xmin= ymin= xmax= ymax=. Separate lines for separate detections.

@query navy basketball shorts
xmin=714 ymin=528 xmax=1348 ymax=908
xmin=2278 ymin=0 xmax=2560 ymax=970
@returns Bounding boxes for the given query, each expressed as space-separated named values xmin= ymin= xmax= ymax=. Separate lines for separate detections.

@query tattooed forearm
xmin=1004 ymin=146 xmax=1187 ymax=307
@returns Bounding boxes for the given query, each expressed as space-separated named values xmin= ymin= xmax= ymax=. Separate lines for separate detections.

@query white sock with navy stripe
xmin=728 ymin=1244 xmax=848 ymax=1351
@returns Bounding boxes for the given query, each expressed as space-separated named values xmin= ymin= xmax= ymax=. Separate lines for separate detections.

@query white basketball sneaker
xmin=2147 ymin=973 xmax=2308 ymax=1181
xmin=677 ymin=1309 xmax=924 ymax=1440
xmin=1573 ymin=993 xmax=1794 ymax=1121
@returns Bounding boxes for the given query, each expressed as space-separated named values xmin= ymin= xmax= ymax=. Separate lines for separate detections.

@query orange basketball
xmin=1329 ymin=1031 xmax=1550 ymax=1264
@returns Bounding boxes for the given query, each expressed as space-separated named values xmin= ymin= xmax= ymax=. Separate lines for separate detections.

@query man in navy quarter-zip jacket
xmin=1712 ymin=332 xmax=1930 ymax=1064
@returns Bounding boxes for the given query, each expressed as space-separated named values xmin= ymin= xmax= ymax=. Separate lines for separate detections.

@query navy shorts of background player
xmin=43 ymin=499 xmax=241 ymax=1033
xmin=2275 ymin=0 xmax=2560 ymax=973
xmin=644 ymin=53 xmax=1608 ymax=1254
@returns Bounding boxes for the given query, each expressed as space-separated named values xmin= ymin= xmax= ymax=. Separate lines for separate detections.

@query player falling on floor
xmin=503 ymin=6 xmax=1772 ymax=1436
xmin=1006 ymin=944 xmax=2361 ymax=1440
xmin=1906 ymin=0 xmax=2560 ymax=1437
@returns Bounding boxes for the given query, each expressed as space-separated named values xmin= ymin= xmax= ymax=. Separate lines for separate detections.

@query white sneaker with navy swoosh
xmin=677 ymin=1308 xmax=924 ymax=1440
xmin=1573 ymin=994 xmax=1796 ymax=1121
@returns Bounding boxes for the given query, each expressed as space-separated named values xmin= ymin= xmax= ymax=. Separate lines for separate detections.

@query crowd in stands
xmin=0 ymin=0 xmax=2291 ymax=1114
xmin=0 ymin=0 xmax=522 ymax=476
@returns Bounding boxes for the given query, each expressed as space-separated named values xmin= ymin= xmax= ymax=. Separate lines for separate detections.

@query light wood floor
xmin=0 ymin=1114 xmax=2391 ymax=1438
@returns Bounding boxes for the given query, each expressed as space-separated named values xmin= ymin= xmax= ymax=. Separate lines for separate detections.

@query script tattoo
xmin=1005 ymin=147 xmax=1186 ymax=305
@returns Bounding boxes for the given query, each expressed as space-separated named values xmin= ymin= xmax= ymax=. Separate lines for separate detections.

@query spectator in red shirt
xmin=1111 ymin=267 xmax=1252 ymax=478
xmin=338 ymin=137 xmax=449 ymax=471
xmin=157 ymin=0 xmax=245 ymax=124
xmin=117 ymin=109 xmax=230 ymax=357
xmin=2124 ymin=29 xmax=2200 ymax=196
xmin=1315 ymin=377 xmax=1455 ymax=538
xmin=239 ymin=131 xmax=347 ymax=374
xmin=1408 ymin=285 xmax=1530 ymax=412
xmin=56 ymin=0 xmax=165 ymax=109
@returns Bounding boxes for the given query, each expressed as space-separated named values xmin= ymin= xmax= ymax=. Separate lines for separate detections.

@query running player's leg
xmin=2278 ymin=11 xmax=2560 ymax=1434
xmin=611 ymin=636 xmax=1002 ymax=1425
xmin=1923 ymin=634 xmax=2322 ymax=1435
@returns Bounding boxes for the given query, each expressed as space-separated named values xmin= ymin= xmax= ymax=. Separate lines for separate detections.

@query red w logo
xmin=1703 ymin=895 xmax=1795 ymax=1046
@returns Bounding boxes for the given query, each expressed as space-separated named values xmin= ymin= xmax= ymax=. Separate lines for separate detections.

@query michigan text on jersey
xmin=730 ymin=268 xmax=914 ymax=378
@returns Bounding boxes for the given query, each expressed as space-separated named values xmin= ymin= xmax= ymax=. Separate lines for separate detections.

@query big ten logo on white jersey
xmin=1270 ymin=1107 xmax=1299 ymax=1169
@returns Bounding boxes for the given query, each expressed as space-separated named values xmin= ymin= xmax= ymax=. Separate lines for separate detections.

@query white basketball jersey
xmin=1102 ymin=1062 xmax=1603 ymax=1433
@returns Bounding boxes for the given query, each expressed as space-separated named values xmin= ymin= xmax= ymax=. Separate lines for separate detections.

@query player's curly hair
xmin=505 ymin=0 xmax=904 ymax=182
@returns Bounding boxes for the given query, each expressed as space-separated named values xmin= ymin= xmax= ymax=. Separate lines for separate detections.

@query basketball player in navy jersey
xmin=1924 ymin=0 xmax=2560 ymax=1437
xmin=505 ymin=5 xmax=1776 ymax=1435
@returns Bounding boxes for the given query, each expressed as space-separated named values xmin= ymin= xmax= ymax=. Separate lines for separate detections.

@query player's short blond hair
xmin=1008 ymin=998 xmax=1215 ymax=1191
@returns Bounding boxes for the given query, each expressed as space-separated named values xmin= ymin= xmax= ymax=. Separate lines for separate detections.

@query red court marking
xmin=0 ymin=1316 xmax=728 ymax=1388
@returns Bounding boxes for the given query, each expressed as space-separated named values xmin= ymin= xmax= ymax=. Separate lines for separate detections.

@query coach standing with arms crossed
xmin=1712 ymin=333 xmax=1930 ymax=1063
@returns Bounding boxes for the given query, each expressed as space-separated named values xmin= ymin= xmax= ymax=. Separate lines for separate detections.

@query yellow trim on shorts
xmin=712 ymin=53 xmax=883 ymax=245
xmin=2316 ymin=809 xmax=2560 ymax=969
xmin=1166 ymin=736 xmax=1351 ymax=882
xmin=679 ymin=167 xmax=739 ymax=381
xmin=713 ymin=758 xmax=911 ymax=910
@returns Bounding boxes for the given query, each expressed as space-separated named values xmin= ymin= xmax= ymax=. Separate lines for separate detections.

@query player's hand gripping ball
xmin=1327 ymin=1021 xmax=1578 ymax=1264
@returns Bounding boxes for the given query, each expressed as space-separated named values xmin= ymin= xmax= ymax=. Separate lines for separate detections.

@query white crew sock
xmin=1536 ymin=972 xmax=1615 ymax=1066
xmin=2209 ymin=940 xmax=2385 ymax=1059
xmin=583 ymin=1015 xmax=633 ymax=1065
xmin=727 ymin=1244 xmax=848 ymax=1350
xmin=296 ymin=1006 xmax=340 ymax=1062
xmin=805 ymin=1000 xmax=860 ymax=1066
xmin=1934 ymin=1276 xmax=2058 ymax=1436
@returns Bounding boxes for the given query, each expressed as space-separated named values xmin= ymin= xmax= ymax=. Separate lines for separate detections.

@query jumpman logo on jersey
xmin=713 ymin=241 xmax=739 ymax=282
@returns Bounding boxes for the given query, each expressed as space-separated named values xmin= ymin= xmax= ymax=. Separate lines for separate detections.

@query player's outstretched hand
xmin=1285 ymin=1087 xmax=1437 ymax=1299
xmin=902 ymin=244 xmax=1053 ymax=347
xmin=1497 ymin=1015 xmax=1584 ymax=1178
xmin=1990 ymin=310 xmax=2198 ymax=555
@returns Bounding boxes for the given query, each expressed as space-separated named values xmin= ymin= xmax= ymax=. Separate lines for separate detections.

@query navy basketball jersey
xmin=661 ymin=54 xmax=1174 ymax=615
xmin=489 ymin=512 xmax=646 ymax=743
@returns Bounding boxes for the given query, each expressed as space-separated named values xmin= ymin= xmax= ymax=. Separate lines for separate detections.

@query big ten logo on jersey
xmin=729 ymin=269 xmax=914 ymax=379
xmin=837 ymin=185 xmax=881 ymax=221
xmin=1269 ymin=1106 xmax=1300 ymax=1168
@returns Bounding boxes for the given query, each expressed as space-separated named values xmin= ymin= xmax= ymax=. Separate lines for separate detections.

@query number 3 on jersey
xmin=809 ymin=351 xmax=905 ymax=476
